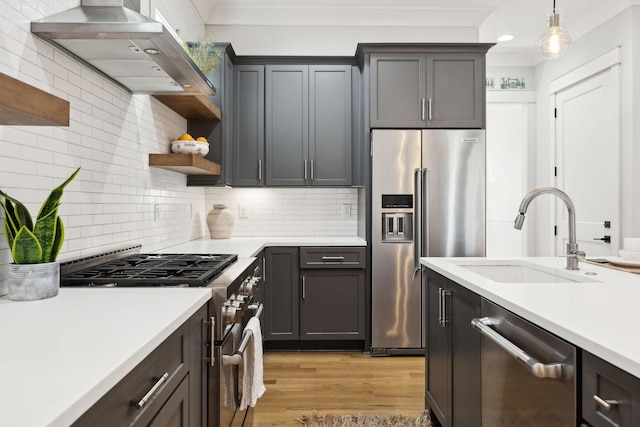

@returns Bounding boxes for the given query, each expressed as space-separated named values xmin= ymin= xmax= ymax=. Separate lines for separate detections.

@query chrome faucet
xmin=514 ymin=187 xmax=584 ymax=270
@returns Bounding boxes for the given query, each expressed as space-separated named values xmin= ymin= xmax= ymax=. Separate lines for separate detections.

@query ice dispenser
xmin=381 ymin=195 xmax=413 ymax=242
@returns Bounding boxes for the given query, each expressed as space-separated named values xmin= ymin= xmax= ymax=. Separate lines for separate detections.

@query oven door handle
xmin=222 ymin=303 xmax=264 ymax=366
xmin=471 ymin=317 xmax=564 ymax=380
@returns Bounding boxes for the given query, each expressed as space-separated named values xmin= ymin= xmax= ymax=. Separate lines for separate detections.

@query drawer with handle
xmin=582 ymin=350 xmax=640 ymax=427
xmin=72 ymin=320 xmax=190 ymax=427
xmin=300 ymin=247 xmax=366 ymax=269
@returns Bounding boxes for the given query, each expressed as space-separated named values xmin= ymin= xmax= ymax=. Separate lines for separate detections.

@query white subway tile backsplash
xmin=205 ymin=187 xmax=359 ymax=237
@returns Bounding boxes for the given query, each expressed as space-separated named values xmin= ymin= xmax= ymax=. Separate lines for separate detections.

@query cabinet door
xmin=426 ymin=53 xmax=485 ymax=128
xmin=582 ymin=351 xmax=640 ymax=427
xmin=265 ymin=65 xmax=309 ymax=186
xmin=309 ymin=65 xmax=352 ymax=186
xmin=425 ymin=273 xmax=451 ymax=427
xmin=232 ymin=65 xmax=265 ymax=186
xmin=370 ymin=54 xmax=426 ymax=128
xmin=300 ymin=270 xmax=364 ymax=340
xmin=450 ymin=282 xmax=481 ymax=427
xmin=263 ymin=247 xmax=300 ymax=340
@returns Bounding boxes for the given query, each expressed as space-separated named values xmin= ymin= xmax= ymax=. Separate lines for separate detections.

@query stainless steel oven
xmin=472 ymin=299 xmax=576 ymax=426
xmin=59 ymin=245 xmax=264 ymax=427
xmin=216 ymin=303 xmax=263 ymax=427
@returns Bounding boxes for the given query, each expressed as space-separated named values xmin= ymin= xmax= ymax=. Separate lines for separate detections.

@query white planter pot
xmin=8 ymin=261 xmax=60 ymax=301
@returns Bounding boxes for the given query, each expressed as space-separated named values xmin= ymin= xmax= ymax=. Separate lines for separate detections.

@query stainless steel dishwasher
xmin=471 ymin=299 xmax=576 ymax=426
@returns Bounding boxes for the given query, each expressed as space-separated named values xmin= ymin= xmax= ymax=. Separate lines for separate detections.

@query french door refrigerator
xmin=370 ymin=129 xmax=485 ymax=355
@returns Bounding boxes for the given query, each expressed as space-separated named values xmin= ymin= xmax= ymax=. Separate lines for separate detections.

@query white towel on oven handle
xmin=239 ymin=316 xmax=266 ymax=410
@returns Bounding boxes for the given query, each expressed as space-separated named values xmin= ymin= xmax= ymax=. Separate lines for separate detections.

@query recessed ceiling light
xmin=497 ymin=34 xmax=515 ymax=42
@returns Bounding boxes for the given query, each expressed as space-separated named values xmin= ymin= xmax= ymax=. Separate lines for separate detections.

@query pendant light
xmin=535 ymin=0 xmax=572 ymax=59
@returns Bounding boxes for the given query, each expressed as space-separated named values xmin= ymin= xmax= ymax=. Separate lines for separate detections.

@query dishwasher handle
xmin=471 ymin=317 xmax=564 ymax=380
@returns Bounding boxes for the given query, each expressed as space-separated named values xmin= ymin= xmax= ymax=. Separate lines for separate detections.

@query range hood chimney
xmin=31 ymin=0 xmax=215 ymax=96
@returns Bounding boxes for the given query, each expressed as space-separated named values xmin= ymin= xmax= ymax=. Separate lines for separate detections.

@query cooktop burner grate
xmin=60 ymin=253 xmax=238 ymax=287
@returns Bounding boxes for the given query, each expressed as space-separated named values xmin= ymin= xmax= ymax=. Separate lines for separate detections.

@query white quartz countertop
xmin=0 ymin=287 xmax=211 ymax=427
xmin=421 ymin=256 xmax=640 ymax=379
xmin=156 ymin=236 xmax=367 ymax=258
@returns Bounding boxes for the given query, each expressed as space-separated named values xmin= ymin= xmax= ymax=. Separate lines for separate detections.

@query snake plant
xmin=1 ymin=167 xmax=80 ymax=264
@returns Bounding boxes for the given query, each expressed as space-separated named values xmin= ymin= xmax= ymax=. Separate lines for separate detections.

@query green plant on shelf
xmin=177 ymin=31 xmax=223 ymax=76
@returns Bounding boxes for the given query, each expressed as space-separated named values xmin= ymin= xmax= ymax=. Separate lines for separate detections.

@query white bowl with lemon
xmin=171 ymin=134 xmax=210 ymax=156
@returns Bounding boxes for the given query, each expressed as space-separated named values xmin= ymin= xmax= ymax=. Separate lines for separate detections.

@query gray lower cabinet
xmin=262 ymin=246 xmax=301 ymax=340
xmin=425 ymin=268 xmax=481 ymax=427
xmin=232 ymin=64 xmax=265 ymax=186
xmin=369 ymin=51 xmax=486 ymax=129
xmin=582 ymin=350 xmax=640 ymax=427
xmin=265 ymin=64 xmax=352 ymax=186
xmin=262 ymin=246 xmax=366 ymax=345
xmin=72 ymin=303 xmax=208 ymax=427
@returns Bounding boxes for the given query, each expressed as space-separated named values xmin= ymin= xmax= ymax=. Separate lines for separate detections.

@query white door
xmin=554 ymin=68 xmax=620 ymax=257
xmin=486 ymin=103 xmax=530 ymax=257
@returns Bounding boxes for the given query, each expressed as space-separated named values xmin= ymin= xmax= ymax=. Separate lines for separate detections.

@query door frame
xmin=548 ymin=47 xmax=622 ymax=255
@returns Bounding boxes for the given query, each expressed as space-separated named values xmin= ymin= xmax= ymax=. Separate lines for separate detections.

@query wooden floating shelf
xmin=153 ymin=94 xmax=222 ymax=121
xmin=149 ymin=153 xmax=221 ymax=176
xmin=0 ymin=72 xmax=70 ymax=126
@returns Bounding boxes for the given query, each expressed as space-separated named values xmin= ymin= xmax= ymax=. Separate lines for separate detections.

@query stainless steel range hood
xmin=31 ymin=0 xmax=215 ymax=96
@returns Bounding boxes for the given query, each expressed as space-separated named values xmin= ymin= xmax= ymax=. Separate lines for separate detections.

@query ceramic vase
xmin=207 ymin=204 xmax=235 ymax=239
xmin=8 ymin=261 xmax=60 ymax=301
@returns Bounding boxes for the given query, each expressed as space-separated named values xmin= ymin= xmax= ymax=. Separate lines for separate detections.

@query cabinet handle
xmin=441 ymin=289 xmax=449 ymax=327
xmin=593 ymin=394 xmax=619 ymax=411
xmin=304 ymin=159 xmax=308 ymax=180
xmin=428 ymin=98 xmax=432 ymax=121
xmin=302 ymin=276 xmax=306 ymax=299
xmin=310 ymin=159 xmax=314 ymax=181
xmin=262 ymin=257 xmax=266 ymax=282
xmin=209 ymin=316 xmax=215 ymax=366
xmin=321 ymin=256 xmax=345 ymax=261
xmin=134 ymin=372 xmax=169 ymax=409
xmin=421 ymin=98 xmax=426 ymax=121
xmin=438 ymin=288 xmax=444 ymax=326
xmin=258 ymin=159 xmax=263 ymax=181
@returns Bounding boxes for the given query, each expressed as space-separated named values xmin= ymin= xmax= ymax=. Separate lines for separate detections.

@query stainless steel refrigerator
xmin=370 ymin=129 xmax=485 ymax=355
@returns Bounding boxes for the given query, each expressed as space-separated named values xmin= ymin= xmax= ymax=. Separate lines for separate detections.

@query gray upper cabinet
xmin=426 ymin=53 xmax=484 ymax=128
xmin=370 ymin=54 xmax=426 ymax=128
xmin=265 ymin=64 xmax=352 ymax=186
xmin=265 ymin=65 xmax=309 ymax=186
xmin=309 ymin=65 xmax=352 ymax=186
xmin=369 ymin=51 xmax=486 ymax=129
xmin=232 ymin=64 xmax=265 ymax=186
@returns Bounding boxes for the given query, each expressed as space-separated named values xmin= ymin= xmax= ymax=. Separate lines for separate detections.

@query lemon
xmin=177 ymin=133 xmax=195 ymax=141
xmin=196 ymin=136 xmax=208 ymax=143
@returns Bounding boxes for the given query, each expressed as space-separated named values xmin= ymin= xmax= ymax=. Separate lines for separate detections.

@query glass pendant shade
xmin=535 ymin=12 xmax=572 ymax=59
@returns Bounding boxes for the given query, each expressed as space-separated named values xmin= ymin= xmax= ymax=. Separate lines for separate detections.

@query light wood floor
xmin=252 ymin=351 xmax=426 ymax=426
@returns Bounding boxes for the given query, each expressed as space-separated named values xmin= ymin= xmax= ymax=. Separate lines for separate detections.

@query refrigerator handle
xmin=423 ymin=168 xmax=429 ymax=258
xmin=413 ymin=168 xmax=422 ymax=279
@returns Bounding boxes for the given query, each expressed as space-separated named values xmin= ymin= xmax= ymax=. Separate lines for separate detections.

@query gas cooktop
xmin=60 ymin=253 xmax=238 ymax=287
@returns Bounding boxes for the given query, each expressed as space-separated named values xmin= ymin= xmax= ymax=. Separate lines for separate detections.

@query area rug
xmin=297 ymin=411 xmax=433 ymax=426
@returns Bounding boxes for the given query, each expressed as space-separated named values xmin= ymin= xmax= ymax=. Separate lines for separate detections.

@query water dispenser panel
xmin=382 ymin=213 xmax=413 ymax=242
xmin=382 ymin=194 xmax=413 ymax=209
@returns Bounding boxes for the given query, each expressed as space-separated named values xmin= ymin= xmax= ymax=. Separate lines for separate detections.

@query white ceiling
xmin=192 ymin=0 xmax=637 ymax=60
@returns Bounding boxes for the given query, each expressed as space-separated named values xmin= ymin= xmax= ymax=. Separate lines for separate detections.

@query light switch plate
xmin=238 ymin=204 xmax=248 ymax=219
xmin=342 ymin=204 xmax=351 ymax=219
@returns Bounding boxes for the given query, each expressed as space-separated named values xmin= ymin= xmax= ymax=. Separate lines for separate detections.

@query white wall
xmin=0 ymin=0 xmax=210 ymax=295
xmin=205 ymin=25 xmax=479 ymax=56
xmin=532 ymin=7 xmax=638 ymax=255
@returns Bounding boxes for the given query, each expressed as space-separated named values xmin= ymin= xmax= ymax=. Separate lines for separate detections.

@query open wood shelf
xmin=153 ymin=94 xmax=222 ymax=120
xmin=0 ymin=72 xmax=70 ymax=126
xmin=149 ymin=153 xmax=221 ymax=176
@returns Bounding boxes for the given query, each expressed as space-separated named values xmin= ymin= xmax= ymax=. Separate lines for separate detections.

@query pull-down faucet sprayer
xmin=514 ymin=187 xmax=584 ymax=270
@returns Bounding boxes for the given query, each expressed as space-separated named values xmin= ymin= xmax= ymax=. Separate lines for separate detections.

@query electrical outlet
xmin=238 ymin=204 xmax=248 ymax=219
xmin=341 ymin=204 xmax=351 ymax=219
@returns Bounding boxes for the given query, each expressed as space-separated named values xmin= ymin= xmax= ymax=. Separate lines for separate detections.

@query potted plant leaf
xmin=1 ymin=167 xmax=80 ymax=301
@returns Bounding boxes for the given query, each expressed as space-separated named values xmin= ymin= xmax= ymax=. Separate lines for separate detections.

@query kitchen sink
xmin=452 ymin=260 xmax=599 ymax=283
